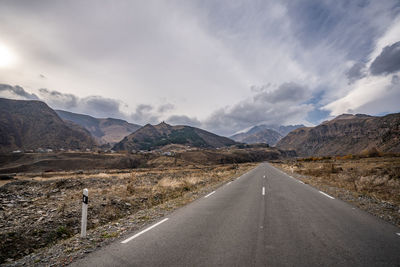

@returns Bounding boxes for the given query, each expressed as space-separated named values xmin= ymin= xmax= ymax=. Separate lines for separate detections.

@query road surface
xmin=72 ymin=163 xmax=400 ymax=266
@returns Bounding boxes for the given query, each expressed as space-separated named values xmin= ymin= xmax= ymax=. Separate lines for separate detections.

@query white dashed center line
xmin=262 ymin=187 xmax=265 ymax=196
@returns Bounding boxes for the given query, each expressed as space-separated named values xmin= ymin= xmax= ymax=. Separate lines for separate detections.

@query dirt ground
xmin=0 ymin=147 xmax=292 ymax=175
xmin=272 ymin=156 xmax=400 ymax=227
xmin=0 ymin=163 xmax=256 ymax=264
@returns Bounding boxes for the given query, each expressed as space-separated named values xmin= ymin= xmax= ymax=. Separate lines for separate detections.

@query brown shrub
xmin=361 ymin=147 xmax=382 ymax=158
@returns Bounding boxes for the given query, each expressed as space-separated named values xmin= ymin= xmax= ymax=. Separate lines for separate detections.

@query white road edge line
xmin=121 ymin=218 xmax=169 ymax=244
xmin=297 ymin=180 xmax=305 ymax=184
xmin=262 ymin=187 xmax=265 ymax=196
xmin=227 ymin=181 xmax=232 ymax=185
xmin=396 ymin=233 xmax=400 ymax=237
xmin=204 ymin=191 xmax=216 ymax=198
xmin=319 ymin=191 xmax=335 ymax=199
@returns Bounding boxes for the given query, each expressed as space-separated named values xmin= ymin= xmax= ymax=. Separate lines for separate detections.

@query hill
xmin=276 ymin=113 xmax=400 ymax=156
xmin=0 ymin=98 xmax=96 ymax=152
xmin=113 ymin=122 xmax=237 ymax=151
xmin=56 ymin=110 xmax=141 ymax=145
xmin=230 ymin=124 xmax=304 ymax=145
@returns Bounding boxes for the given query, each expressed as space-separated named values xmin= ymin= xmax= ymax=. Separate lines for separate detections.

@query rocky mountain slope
xmin=0 ymin=98 xmax=96 ymax=152
xmin=56 ymin=110 xmax=141 ymax=145
xmin=113 ymin=122 xmax=237 ymax=151
xmin=231 ymin=127 xmax=282 ymax=145
xmin=276 ymin=113 xmax=400 ymax=156
xmin=230 ymin=124 xmax=304 ymax=145
xmin=275 ymin=125 xmax=306 ymax=136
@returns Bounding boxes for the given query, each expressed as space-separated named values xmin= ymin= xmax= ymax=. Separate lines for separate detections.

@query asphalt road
xmin=72 ymin=163 xmax=400 ymax=266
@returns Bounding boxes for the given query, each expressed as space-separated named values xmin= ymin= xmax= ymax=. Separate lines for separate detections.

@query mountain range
xmin=0 ymin=98 xmax=96 ymax=153
xmin=0 ymin=98 xmax=238 ymax=153
xmin=1 ymin=98 xmax=400 ymax=157
xmin=113 ymin=122 xmax=237 ymax=151
xmin=56 ymin=110 xmax=141 ymax=145
xmin=276 ymin=113 xmax=400 ymax=156
xmin=230 ymin=124 xmax=304 ymax=145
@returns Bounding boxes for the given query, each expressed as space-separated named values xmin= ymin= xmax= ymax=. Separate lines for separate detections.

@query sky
xmin=0 ymin=0 xmax=400 ymax=136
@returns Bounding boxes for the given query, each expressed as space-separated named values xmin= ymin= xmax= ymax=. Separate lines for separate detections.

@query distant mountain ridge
xmin=276 ymin=113 xmax=400 ymax=156
xmin=231 ymin=128 xmax=282 ymax=145
xmin=0 ymin=98 xmax=96 ymax=152
xmin=113 ymin=122 xmax=237 ymax=151
xmin=230 ymin=124 xmax=304 ymax=145
xmin=275 ymin=125 xmax=306 ymax=136
xmin=56 ymin=110 xmax=141 ymax=145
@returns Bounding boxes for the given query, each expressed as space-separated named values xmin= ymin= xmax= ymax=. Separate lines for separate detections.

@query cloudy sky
xmin=0 ymin=0 xmax=399 ymax=136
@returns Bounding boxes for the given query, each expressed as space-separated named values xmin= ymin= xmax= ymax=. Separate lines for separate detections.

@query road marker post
xmin=81 ymin=188 xmax=88 ymax=238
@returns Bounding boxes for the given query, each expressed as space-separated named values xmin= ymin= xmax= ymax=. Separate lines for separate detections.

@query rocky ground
xmin=0 ymin=163 xmax=256 ymax=266
xmin=272 ymin=156 xmax=400 ymax=228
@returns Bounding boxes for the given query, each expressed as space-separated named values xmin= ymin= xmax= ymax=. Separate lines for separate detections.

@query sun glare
xmin=0 ymin=43 xmax=15 ymax=67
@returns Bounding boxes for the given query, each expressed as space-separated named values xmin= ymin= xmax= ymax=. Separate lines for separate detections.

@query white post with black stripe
xmin=81 ymin=188 xmax=88 ymax=238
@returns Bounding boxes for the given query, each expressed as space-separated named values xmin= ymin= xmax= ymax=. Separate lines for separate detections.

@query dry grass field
xmin=0 ymin=163 xmax=256 ymax=263
xmin=0 ymin=146 xmax=292 ymax=174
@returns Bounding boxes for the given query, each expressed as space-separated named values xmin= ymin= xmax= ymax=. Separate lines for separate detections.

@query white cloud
xmin=323 ymin=17 xmax=400 ymax=116
xmin=1 ymin=0 xmax=399 ymax=135
xmin=323 ymin=75 xmax=396 ymax=115
xmin=368 ymin=16 xmax=400 ymax=63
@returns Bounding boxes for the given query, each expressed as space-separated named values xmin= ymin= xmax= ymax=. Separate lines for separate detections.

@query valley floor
xmin=0 ymin=163 xmax=256 ymax=265
xmin=2 ymin=154 xmax=399 ymax=266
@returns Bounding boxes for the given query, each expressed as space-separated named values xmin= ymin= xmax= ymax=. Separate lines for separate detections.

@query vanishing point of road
xmin=72 ymin=163 xmax=400 ymax=266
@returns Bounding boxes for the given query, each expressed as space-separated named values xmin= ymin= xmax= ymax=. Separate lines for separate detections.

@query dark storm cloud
xmin=203 ymin=82 xmax=312 ymax=136
xmin=39 ymin=88 xmax=127 ymax=118
xmin=204 ymin=103 xmax=312 ymax=136
xmin=250 ymin=83 xmax=271 ymax=93
xmin=82 ymin=96 xmax=123 ymax=118
xmin=259 ymin=82 xmax=310 ymax=103
xmin=166 ymin=115 xmax=201 ymax=127
xmin=34 ymin=87 xmax=134 ymax=119
xmin=285 ymin=0 xmax=399 ymax=61
xmin=39 ymin=88 xmax=125 ymax=117
xmin=0 ymin=84 xmax=39 ymax=100
xmin=392 ymin=74 xmax=399 ymax=84
xmin=157 ymin=103 xmax=174 ymax=113
xmin=130 ymin=104 xmax=160 ymax=125
xmin=345 ymin=62 xmax=367 ymax=83
xmin=38 ymin=88 xmax=78 ymax=109
xmin=370 ymin=41 xmax=400 ymax=75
